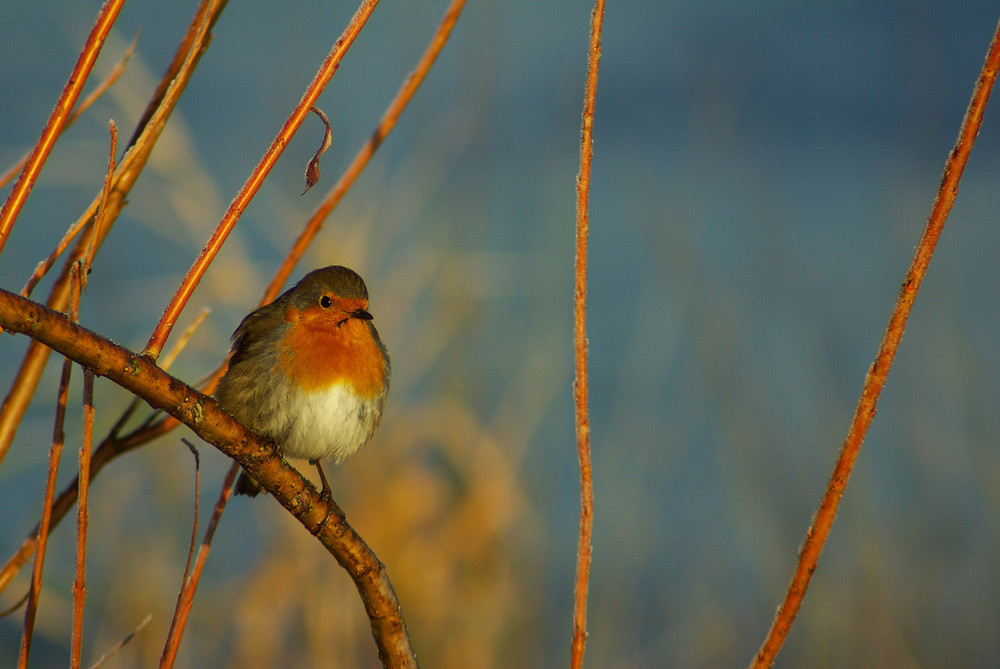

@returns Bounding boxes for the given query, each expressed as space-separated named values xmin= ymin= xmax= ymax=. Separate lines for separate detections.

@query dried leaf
xmin=302 ymin=106 xmax=332 ymax=195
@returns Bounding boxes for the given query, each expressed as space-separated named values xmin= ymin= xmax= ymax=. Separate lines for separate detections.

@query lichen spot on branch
xmin=125 ymin=356 xmax=141 ymax=376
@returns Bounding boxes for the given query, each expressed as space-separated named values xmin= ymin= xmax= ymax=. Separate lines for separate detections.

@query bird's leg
xmin=312 ymin=459 xmax=333 ymax=500
xmin=310 ymin=459 xmax=342 ymax=534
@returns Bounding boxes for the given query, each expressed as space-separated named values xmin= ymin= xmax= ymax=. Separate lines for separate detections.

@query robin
xmin=215 ymin=265 xmax=390 ymax=497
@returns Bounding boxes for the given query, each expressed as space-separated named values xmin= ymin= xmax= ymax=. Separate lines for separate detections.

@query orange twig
xmin=0 ymin=0 xmax=126 ymax=254
xmin=0 ymin=33 xmax=136 ymax=190
xmin=70 ymin=128 xmax=116 ymax=662
xmin=570 ymin=2 xmax=604 ymax=668
xmin=268 ymin=0 xmax=469 ymax=299
xmin=159 ymin=439 xmax=202 ymax=669
xmin=84 ymin=122 xmax=119 ymax=280
xmin=160 ymin=461 xmax=238 ymax=668
xmin=750 ymin=17 xmax=1000 ymax=669
xmin=21 ymin=221 xmax=90 ymax=299
xmin=143 ymin=0 xmax=383 ymax=360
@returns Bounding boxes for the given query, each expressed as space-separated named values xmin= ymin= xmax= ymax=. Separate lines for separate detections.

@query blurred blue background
xmin=2 ymin=1 xmax=1000 ymax=667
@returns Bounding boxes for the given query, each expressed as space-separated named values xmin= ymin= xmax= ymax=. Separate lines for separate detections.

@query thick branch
xmin=0 ymin=288 xmax=418 ymax=669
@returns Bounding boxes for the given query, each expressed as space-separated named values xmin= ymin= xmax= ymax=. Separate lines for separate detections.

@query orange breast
xmin=278 ymin=307 xmax=386 ymax=398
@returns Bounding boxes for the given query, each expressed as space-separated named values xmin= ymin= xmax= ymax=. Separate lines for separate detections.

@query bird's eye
xmin=320 ymin=295 xmax=333 ymax=309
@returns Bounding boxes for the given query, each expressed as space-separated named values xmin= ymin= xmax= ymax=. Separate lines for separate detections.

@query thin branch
xmin=83 ymin=122 xmax=119 ymax=281
xmin=159 ymin=460 xmax=238 ymax=669
xmin=88 ymin=613 xmax=152 ymax=669
xmin=0 ymin=0 xmax=126 ymax=254
xmin=0 ymin=289 xmax=419 ymax=668
xmin=71 ymin=131 xmax=117 ymax=658
xmin=750 ymin=16 xmax=1000 ymax=669
xmin=158 ymin=438 xmax=202 ymax=669
xmin=142 ymin=0 xmax=383 ymax=360
xmin=268 ymin=0 xmax=469 ymax=301
xmin=17 ymin=344 xmax=75 ymax=669
xmin=70 ymin=263 xmax=89 ymax=669
xmin=0 ymin=33 xmax=137 ymax=190
xmin=570 ymin=3 xmax=604 ymax=668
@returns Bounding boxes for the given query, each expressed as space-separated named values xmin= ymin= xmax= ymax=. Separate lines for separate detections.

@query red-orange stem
xmin=570 ymin=1 xmax=605 ymax=668
xmin=750 ymin=16 xmax=1000 ymax=669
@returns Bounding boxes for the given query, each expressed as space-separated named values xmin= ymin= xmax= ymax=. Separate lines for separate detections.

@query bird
xmin=214 ymin=265 xmax=389 ymax=498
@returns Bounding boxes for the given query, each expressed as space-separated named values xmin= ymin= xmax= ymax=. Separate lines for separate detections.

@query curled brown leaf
xmin=302 ymin=106 xmax=332 ymax=195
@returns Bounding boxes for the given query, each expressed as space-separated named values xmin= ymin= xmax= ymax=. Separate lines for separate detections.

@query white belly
xmin=281 ymin=382 xmax=381 ymax=463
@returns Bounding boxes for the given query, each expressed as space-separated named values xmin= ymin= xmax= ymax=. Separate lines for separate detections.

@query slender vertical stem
xmin=750 ymin=16 xmax=1000 ymax=669
xmin=70 ymin=264 xmax=91 ymax=669
xmin=571 ymin=1 xmax=605 ymax=667
xmin=16 ymin=358 xmax=73 ymax=669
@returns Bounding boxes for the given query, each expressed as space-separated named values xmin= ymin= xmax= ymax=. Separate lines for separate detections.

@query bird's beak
xmin=351 ymin=308 xmax=373 ymax=321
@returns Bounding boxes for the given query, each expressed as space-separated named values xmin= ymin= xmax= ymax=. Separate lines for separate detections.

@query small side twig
xmin=750 ymin=16 xmax=1000 ymax=669
xmin=159 ymin=438 xmax=203 ymax=668
xmin=88 ymin=613 xmax=152 ymax=669
xmin=160 ymin=459 xmax=238 ymax=669
xmin=83 ymin=121 xmax=119 ymax=282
